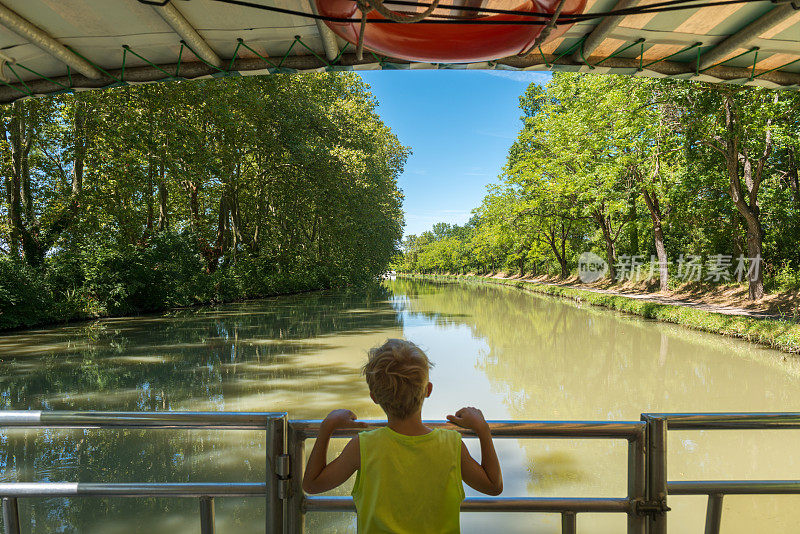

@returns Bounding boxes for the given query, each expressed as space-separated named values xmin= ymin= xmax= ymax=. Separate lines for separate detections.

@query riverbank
xmin=401 ymin=273 xmax=800 ymax=354
xmin=0 ymin=284 xmax=340 ymax=335
xmin=0 ymin=251 xmax=363 ymax=332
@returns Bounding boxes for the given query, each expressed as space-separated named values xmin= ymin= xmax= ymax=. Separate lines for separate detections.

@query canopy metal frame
xmin=0 ymin=0 xmax=797 ymax=103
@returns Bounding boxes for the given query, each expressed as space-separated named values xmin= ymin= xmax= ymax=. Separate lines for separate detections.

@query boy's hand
xmin=447 ymin=407 xmax=490 ymax=435
xmin=320 ymin=409 xmax=367 ymax=434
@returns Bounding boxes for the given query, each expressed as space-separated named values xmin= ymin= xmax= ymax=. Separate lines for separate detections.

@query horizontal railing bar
xmin=0 ymin=482 xmax=267 ymax=498
xmin=6 ymin=412 xmax=800 ymax=432
xmin=644 ymin=413 xmax=800 ymax=430
xmin=291 ymin=420 xmax=645 ymax=440
xmin=0 ymin=411 xmax=285 ymax=429
xmin=668 ymin=480 xmax=800 ymax=495
xmin=304 ymin=496 xmax=632 ymax=513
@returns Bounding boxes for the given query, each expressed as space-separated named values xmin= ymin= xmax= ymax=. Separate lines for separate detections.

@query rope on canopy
xmin=187 ymin=0 xmax=779 ymax=26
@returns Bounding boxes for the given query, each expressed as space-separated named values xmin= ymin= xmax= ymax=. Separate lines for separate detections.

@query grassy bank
xmin=401 ymin=273 xmax=800 ymax=354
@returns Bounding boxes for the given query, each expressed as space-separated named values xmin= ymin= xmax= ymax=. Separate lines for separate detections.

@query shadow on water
xmin=0 ymin=285 xmax=398 ymax=533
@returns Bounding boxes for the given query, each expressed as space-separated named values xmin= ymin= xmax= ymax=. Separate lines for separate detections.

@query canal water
xmin=0 ymin=278 xmax=798 ymax=533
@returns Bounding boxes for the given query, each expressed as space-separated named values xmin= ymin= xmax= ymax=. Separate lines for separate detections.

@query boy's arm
xmin=302 ymin=409 xmax=365 ymax=494
xmin=447 ymin=407 xmax=503 ymax=496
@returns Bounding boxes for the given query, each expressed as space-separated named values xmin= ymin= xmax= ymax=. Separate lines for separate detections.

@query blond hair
xmin=363 ymin=339 xmax=433 ymax=419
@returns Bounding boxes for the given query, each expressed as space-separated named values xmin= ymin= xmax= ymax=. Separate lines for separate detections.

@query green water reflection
xmin=0 ymin=279 xmax=799 ymax=533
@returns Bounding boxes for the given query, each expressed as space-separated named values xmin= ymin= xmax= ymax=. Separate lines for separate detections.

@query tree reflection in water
xmin=391 ymin=278 xmax=800 ymax=534
xmin=0 ymin=285 xmax=397 ymax=533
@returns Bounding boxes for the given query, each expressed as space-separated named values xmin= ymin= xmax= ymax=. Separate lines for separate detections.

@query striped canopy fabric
xmin=0 ymin=0 xmax=798 ymax=102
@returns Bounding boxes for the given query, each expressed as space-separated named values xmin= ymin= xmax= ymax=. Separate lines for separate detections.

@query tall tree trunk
xmin=205 ymin=192 xmax=230 ymax=273
xmin=7 ymin=106 xmax=40 ymax=265
xmin=642 ymin=188 xmax=668 ymax=292
xmin=145 ymin=158 xmax=154 ymax=234
xmin=723 ymin=95 xmax=771 ymax=301
xmin=627 ymin=194 xmax=638 ymax=255
xmin=731 ymin=210 xmax=746 ymax=259
xmin=72 ymin=100 xmax=87 ymax=196
xmin=157 ymin=161 xmax=169 ymax=231
xmin=8 ymin=111 xmax=24 ymax=253
xmin=180 ymin=177 xmax=200 ymax=229
xmin=21 ymin=149 xmax=33 ymax=225
xmin=786 ymin=147 xmax=800 ymax=206
xmin=6 ymin=167 xmax=22 ymax=260
xmin=559 ymin=220 xmax=570 ymax=277
xmin=557 ymin=256 xmax=568 ymax=277
xmin=593 ymin=208 xmax=617 ymax=281
xmin=3 ymin=118 xmax=20 ymax=259
xmin=543 ymin=219 xmax=570 ymax=278
xmin=743 ymin=217 xmax=764 ymax=300
xmin=228 ymin=187 xmax=244 ymax=261
xmin=5 ymin=99 xmax=89 ymax=266
xmin=3 ymin=174 xmax=18 ymax=258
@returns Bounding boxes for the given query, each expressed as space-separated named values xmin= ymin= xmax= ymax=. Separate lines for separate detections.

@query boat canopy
xmin=0 ymin=0 xmax=798 ymax=103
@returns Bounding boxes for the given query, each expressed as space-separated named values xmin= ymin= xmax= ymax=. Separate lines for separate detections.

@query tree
xmin=393 ymin=75 xmax=800 ymax=299
xmin=615 ymin=77 xmax=684 ymax=291
xmin=680 ymin=85 xmax=788 ymax=299
xmin=0 ymin=73 xmax=409 ymax=329
xmin=1 ymin=95 xmax=93 ymax=266
xmin=508 ymin=74 xmax=633 ymax=279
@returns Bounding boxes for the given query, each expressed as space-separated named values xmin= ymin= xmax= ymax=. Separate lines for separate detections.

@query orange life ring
xmin=314 ymin=0 xmax=586 ymax=63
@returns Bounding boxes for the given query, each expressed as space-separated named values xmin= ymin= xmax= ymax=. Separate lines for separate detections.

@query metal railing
xmin=0 ymin=411 xmax=798 ymax=533
xmin=288 ymin=419 xmax=650 ymax=534
xmin=0 ymin=411 xmax=288 ymax=534
xmin=644 ymin=412 xmax=800 ymax=534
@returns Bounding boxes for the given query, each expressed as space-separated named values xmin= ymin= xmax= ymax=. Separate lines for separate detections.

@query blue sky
xmin=358 ymin=70 xmax=552 ymax=237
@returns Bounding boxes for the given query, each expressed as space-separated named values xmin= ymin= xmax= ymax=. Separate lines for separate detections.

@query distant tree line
xmin=0 ymin=73 xmax=408 ymax=329
xmin=398 ymin=74 xmax=800 ymax=300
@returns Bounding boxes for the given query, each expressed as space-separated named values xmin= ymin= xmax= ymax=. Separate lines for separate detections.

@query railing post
xmin=704 ymin=494 xmax=723 ymax=534
xmin=2 ymin=497 xmax=20 ymax=534
xmin=199 ymin=496 xmax=215 ymax=534
xmin=627 ymin=432 xmax=646 ymax=534
xmin=643 ymin=415 xmax=668 ymax=534
xmin=267 ymin=414 xmax=288 ymax=533
xmin=561 ymin=511 xmax=577 ymax=534
xmin=286 ymin=424 xmax=305 ymax=534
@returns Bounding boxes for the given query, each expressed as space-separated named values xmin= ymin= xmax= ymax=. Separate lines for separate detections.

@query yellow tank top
xmin=352 ymin=427 xmax=465 ymax=534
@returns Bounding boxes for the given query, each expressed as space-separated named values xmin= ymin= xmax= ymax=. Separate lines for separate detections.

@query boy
xmin=302 ymin=338 xmax=503 ymax=533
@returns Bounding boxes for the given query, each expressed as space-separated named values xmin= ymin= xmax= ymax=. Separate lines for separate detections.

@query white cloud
xmin=473 ymin=129 xmax=515 ymax=140
xmin=480 ymin=70 xmax=553 ymax=84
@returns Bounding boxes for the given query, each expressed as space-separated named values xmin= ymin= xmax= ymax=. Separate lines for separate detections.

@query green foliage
xmin=0 ymin=258 xmax=55 ymax=328
xmin=400 ymin=74 xmax=800 ymax=296
xmin=80 ymin=232 xmax=205 ymax=315
xmin=0 ymin=73 xmax=407 ymax=330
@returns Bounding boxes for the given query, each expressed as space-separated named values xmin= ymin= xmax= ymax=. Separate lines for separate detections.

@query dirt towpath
xmin=487 ymin=275 xmax=794 ymax=322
